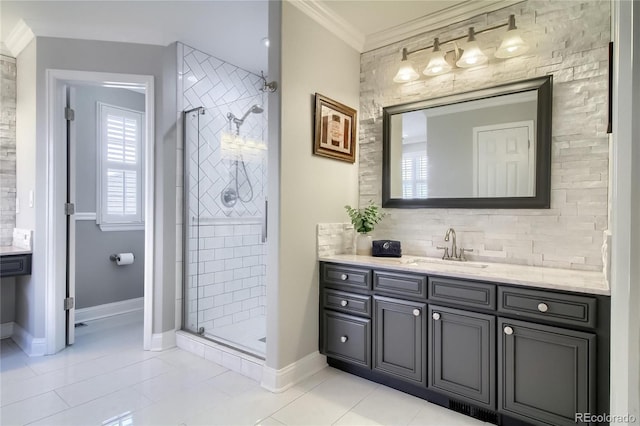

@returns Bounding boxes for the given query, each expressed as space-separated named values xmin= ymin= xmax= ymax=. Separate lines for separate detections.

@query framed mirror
xmin=382 ymin=76 xmax=552 ymax=209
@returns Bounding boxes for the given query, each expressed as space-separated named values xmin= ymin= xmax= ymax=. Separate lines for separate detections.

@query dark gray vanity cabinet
xmin=429 ymin=305 xmax=495 ymax=409
xmin=373 ymin=296 xmax=426 ymax=384
xmin=319 ymin=261 xmax=609 ymax=426
xmin=498 ymin=319 xmax=596 ymax=426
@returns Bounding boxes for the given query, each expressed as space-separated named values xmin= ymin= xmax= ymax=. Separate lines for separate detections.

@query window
xmin=97 ymin=102 xmax=144 ymax=231
xmin=402 ymin=151 xmax=428 ymax=198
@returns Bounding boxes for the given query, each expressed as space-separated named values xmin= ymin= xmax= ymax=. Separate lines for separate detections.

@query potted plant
xmin=345 ymin=201 xmax=387 ymax=255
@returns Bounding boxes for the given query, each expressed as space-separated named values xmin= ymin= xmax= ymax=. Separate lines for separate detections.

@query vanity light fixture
xmin=495 ymin=14 xmax=529 ymax=58
xmin=393 ymin=48 xmax=420 ymax=83
xmin=393 ymin=14 xmax=529 ymax=82
xmin=455 ymin=27 xmax=488 ymax=68
xmin=423 ymin=38 xmax=452 ymax=76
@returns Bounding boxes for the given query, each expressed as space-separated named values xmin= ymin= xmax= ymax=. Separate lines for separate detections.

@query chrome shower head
xmin=227 ymin=104 xmax=264 ymax=134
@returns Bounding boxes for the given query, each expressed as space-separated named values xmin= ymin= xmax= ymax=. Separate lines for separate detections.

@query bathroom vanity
xmin=318 ymin=255 xmax=610 ymax=426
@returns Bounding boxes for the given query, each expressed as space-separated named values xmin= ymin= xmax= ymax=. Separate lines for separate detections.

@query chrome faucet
xmin=437 ymin=227 xmax=473 ymax=261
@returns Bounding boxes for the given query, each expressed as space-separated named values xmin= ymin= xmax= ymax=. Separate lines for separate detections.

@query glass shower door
xmin=183 ymin=97 xmax=267 ymax=357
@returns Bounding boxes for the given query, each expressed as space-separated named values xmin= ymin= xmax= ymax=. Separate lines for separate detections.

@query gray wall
xmin=1 ymin=277 xmax=15 ymax=324
xmin=14 ymin=37 xmax=177 ymax=341
xmin=426 ymin=101 xmax=537 ymax=197
xmin=75 ymin=222 xmax=144 ymax=308
xmin=74 ymin=85 xmax=145 ymax=309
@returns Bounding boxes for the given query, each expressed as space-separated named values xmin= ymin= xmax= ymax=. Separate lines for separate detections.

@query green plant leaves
xmin=344 ymin=201 xmax=386 ymax=234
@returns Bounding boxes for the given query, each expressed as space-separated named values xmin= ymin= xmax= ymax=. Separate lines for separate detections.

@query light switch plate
xmin=12 ymin=229 xmax=32 ymax=251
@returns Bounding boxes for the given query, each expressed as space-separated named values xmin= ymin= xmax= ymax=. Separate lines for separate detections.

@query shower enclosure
xmin=183 ymin=96 xmax=267 ymax=357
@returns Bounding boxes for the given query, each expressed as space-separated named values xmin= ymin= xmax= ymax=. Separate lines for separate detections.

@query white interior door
xmin=473 ymin=121 xmax=535 ymax=197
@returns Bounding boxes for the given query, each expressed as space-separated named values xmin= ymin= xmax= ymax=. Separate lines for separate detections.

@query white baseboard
xmin=12 ymin=322 xmax=46 ymax=356
xmin=261 ymin=351 xmax=327 ymax=393
xmin=150 ymin=329 xmax=177 ymax=351
xmin=75 ymin=297 xmax=144 ymax=323
xmin=1 ymin=322 xmax=14 ymax=339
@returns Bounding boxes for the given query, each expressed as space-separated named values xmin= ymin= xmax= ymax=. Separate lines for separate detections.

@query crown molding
xmin=364 ymin=0 xmax=525 ymax=52
xmin=4 ymin=19 xmax=35 ymax=57
xmin=288 ymin=0 xmax=366 ymax=52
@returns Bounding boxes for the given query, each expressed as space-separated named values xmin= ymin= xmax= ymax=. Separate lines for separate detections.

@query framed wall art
xmin=313 ymin=93 xmax=357 ymax=163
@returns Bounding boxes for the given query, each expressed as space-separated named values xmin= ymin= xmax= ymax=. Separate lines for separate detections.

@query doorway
xmin=45 ymin=70 xmax=154 ymax=354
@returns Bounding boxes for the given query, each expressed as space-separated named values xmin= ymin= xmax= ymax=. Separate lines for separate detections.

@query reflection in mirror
xmin=383 ymin=76 xmax=552 ymax=209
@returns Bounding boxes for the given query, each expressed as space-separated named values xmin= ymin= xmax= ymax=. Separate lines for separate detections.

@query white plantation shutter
xmin=98 ymin=103 xmax=144 ymax=230
xmin=402 ymin=151 xmax=428 ymax=199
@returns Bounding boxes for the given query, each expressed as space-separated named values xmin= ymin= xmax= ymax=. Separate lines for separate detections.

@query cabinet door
xmin=429 ymin=305 xmax=495 ymax=409
xmin=373 ymin=296 xmax=426 ymax=384
xmin=498 ymin=318 xmax=596 ymax=426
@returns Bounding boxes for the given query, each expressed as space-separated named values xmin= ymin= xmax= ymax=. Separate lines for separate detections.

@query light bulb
xmin=393 ymin=48 xmax=419 ymax=83
xmin=495 ymin=16 xmax=529 ymax=58
xmin=423 ymin=38 xmax=451 ymax=77
xmin=456 ymin=28 xmax=488 ymax=68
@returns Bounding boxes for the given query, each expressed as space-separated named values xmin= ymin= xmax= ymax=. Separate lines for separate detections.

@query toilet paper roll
xmin=115 ymin=253 xmax=135 ymax=265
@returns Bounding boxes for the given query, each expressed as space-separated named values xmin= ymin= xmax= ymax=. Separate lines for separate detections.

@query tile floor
xmin=1 ymin=312 xmax=486 ymax=425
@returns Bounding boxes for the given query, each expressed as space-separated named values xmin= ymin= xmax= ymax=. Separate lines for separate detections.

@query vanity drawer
xmin=321 ymin=263 xmax=371 ymax=291
xmin=0 ymin=254 xmax=32 ymax=277
xmin=323 ymin=289 xmax=371 ymax=317
xmin=373 ymin=270 xmax=427 ymax=299
xmin=428 ymin=276 xmax=496 ymax=310
xmin=498 ymin=287 xmax=596 ymax=328
xmin=322 ymin=310 xmax=371 ymax=367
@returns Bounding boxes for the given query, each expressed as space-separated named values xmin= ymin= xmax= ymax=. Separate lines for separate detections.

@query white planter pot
xmin=356 ymin=234 xmax=373 ymax=256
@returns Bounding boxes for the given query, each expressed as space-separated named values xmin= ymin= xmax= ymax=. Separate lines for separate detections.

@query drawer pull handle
xmin=537 ymin=302 xmax=549 ymax=313
xmin=340 ymin=274 xmax=348 ymax=281
xmin=413 ymin=309 xmax=421 ymax=317
xmin=504 ymin=326 xmax=514 ymax=335
xmin=432 ymin=312 xmax=441 ymax=320
xmin=340 ymin=336 xmax=348 ymax=343
xmin=340 ymin=300 xmax=348 ymax=307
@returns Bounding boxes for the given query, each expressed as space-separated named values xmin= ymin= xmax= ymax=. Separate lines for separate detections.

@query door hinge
xmin=65 ymin=203 xmax=75 ymax=215
xmin=64 ymin=107 xmax=75 ymax=121
xmin=64 ymin=297 xmax=74 ymax=310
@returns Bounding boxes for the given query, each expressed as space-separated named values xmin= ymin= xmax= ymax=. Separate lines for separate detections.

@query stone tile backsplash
xmin=0 ymin=55 xmax=16 ymax=246
xmin=358 ymin=0 xmax=610 ymax=272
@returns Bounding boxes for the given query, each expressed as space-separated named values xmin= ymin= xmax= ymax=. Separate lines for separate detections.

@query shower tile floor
xmin=0 ymin=312 xmax=486 ymax=425
xmin=206 ymin=315 xmax=266 ymax=356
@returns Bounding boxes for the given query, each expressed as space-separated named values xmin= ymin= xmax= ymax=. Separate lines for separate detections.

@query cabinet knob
xmin=413 ymin=309 xmax=421 ymax=317
xmin=504 ymin=326 xmax=514 ymax=335
xmin=340 ymin=336 xmax=348 ymax=343
xmin=340 ymin=300 xmax=348 ymax=307
xmin=537 ymin=302 xmax=549 ymax=313
xmin=432 ymin=312 xmax=441 ymax=320
xmin=340 ymin=274 xmax=348 ymax=281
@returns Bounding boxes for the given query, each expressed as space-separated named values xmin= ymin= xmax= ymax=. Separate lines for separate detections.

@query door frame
xmin=45 ymin=69 xmax=155 ymax=353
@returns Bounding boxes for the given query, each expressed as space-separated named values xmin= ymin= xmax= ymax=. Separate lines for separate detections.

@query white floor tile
xmin=1 ymin=314 xmax=495 ymax=426
xmin=271 ymin=372 xmax=378 ymax=425
xmin=335 ymin=385 xmax=425 ymax=425
xmin=29 ymin=387 xmax=152 ymax=426
xmin=0 ymin=391 xmax=68 ymax=425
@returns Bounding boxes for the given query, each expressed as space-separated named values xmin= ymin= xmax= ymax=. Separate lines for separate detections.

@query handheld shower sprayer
xmin=221 ymin=104 xmax=264 ymax=208
xmin=227 ymin=104 xmax=264 ymax=135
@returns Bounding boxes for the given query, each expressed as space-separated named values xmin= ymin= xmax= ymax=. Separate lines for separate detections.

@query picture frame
xmin=313 ymin=93 xmax=357 ymax=163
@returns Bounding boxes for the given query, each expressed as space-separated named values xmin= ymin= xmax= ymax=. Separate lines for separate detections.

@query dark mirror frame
xmin=382 ymin=76 xmax=552 ymax=209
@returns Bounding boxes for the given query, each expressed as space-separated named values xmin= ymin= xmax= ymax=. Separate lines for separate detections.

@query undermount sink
xmin=385 ymin=256 xmax=489 ymax=269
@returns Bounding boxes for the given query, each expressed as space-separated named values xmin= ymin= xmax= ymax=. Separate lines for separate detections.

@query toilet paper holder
xmin=109 ymin=253 xmax=134 ymax=262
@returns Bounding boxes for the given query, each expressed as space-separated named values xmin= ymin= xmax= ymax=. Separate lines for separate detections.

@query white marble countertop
xmin=319 ymin=254 xmax=610 ymax=296
xmin=0 ymin=246 xmax=32 ymax=256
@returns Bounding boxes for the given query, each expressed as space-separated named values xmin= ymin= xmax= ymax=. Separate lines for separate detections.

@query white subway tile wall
xmin=0 ymin=56 xmax=16 ymax=246
xmin=177 ymin=43 xmax=267 ymax=337
xmin=358 ymin=0 xmax=610 ymax=272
